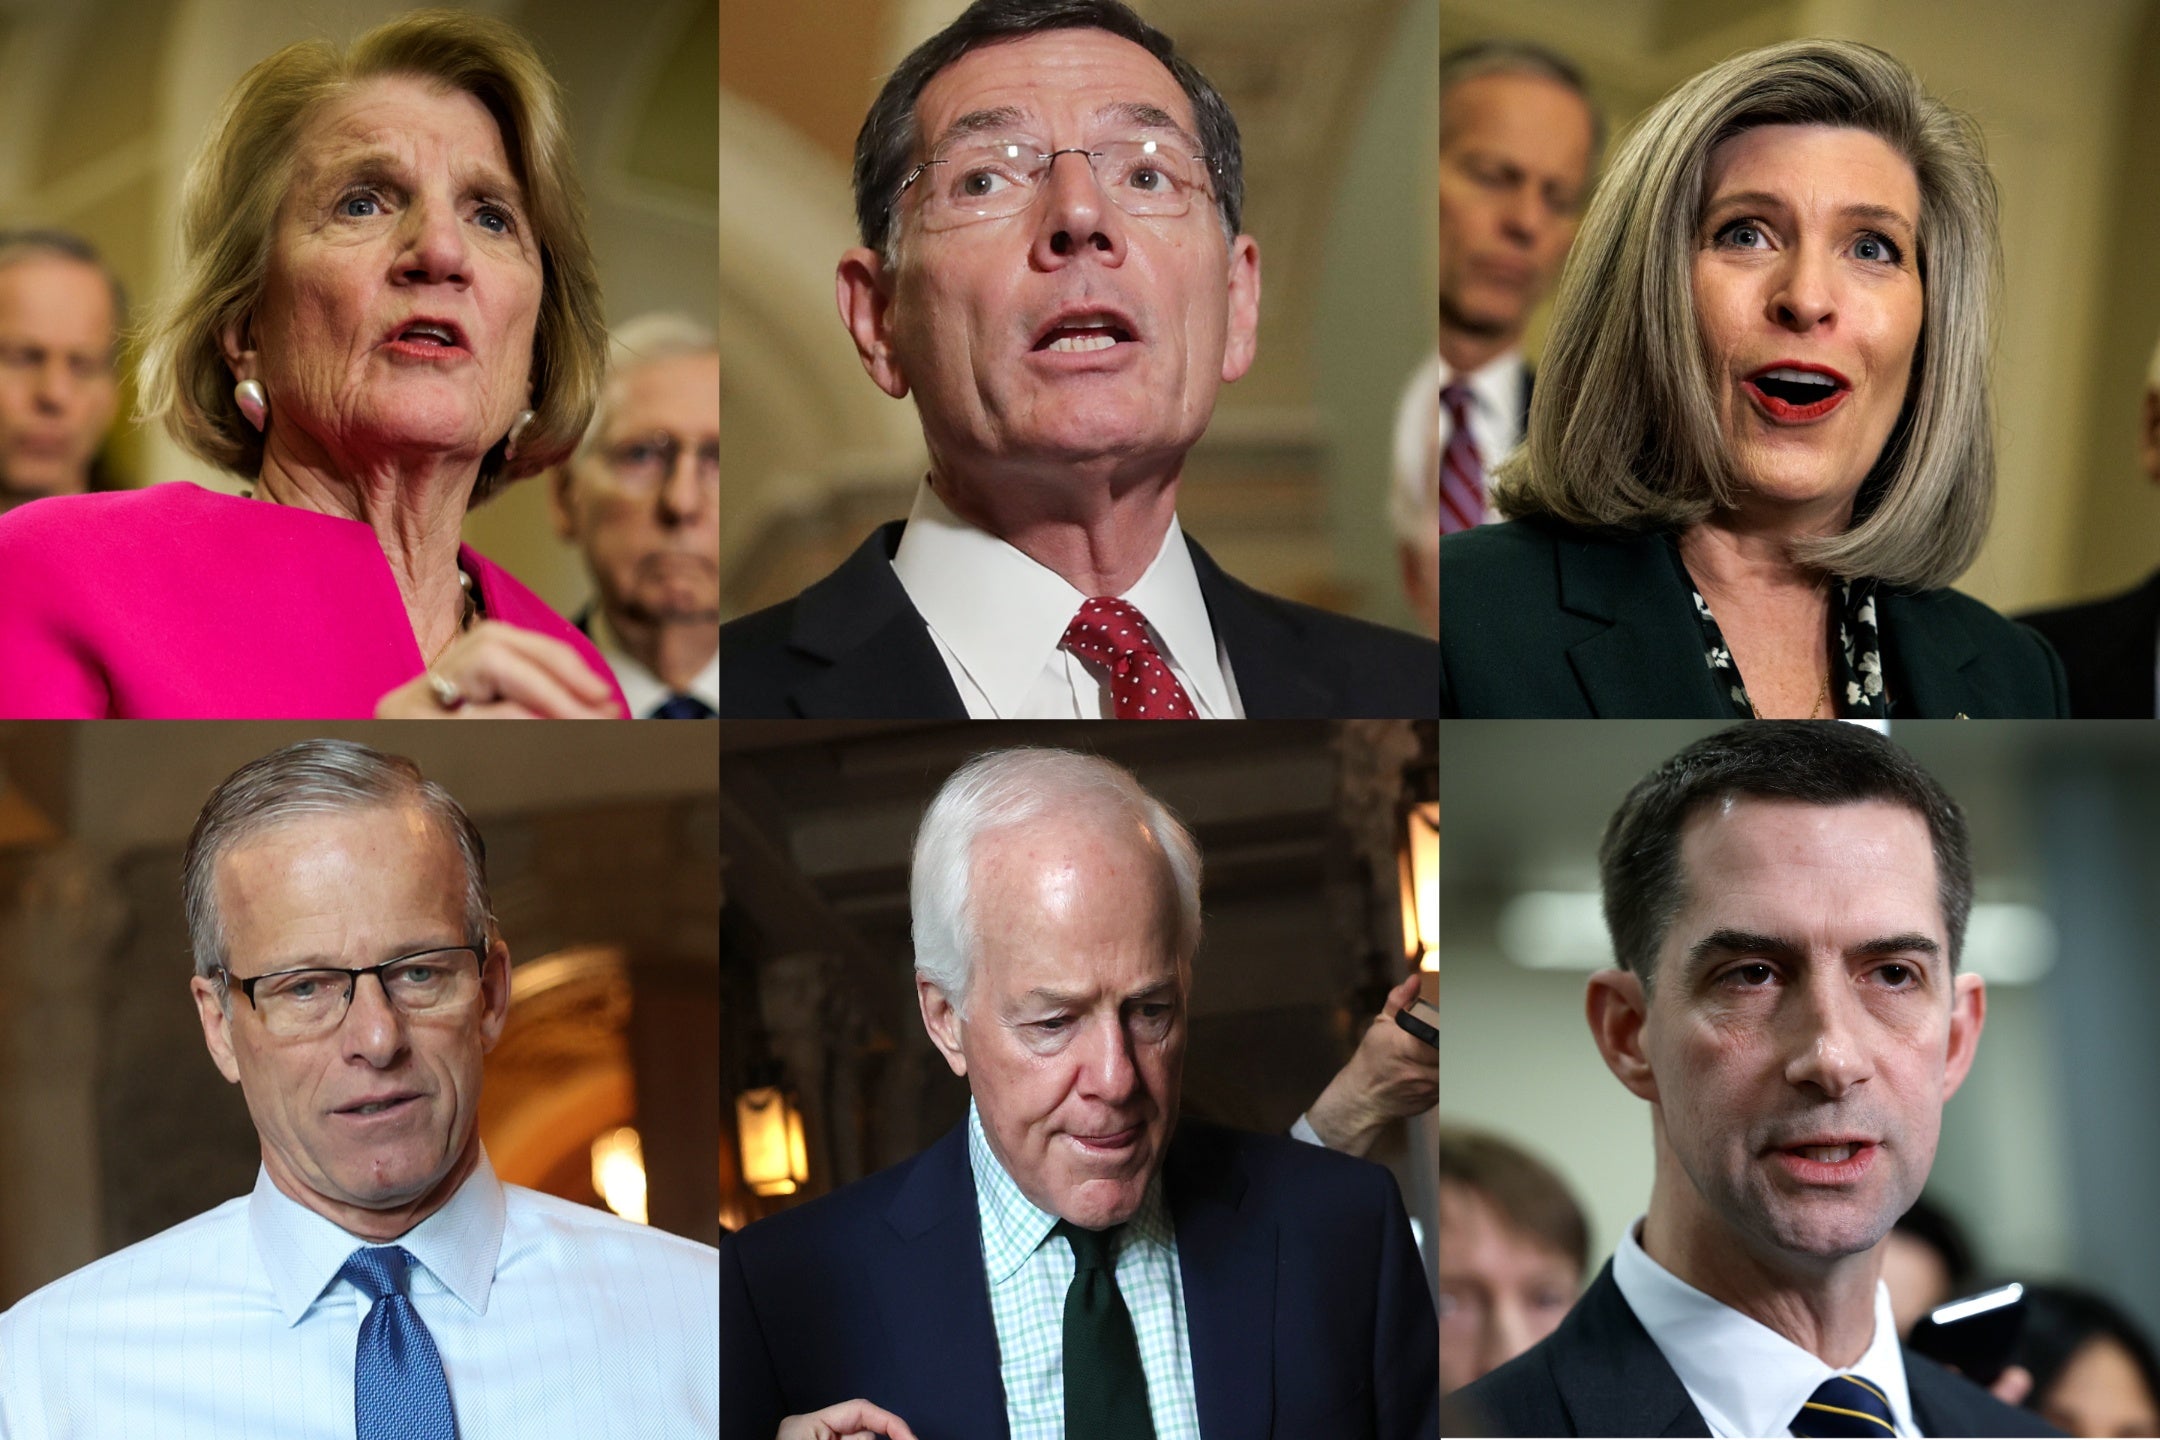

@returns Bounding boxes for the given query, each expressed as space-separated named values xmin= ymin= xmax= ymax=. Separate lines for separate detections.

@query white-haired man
xmin=552 ymin=312 xmax=719 ymax=718
xmin=2018 ymin=335 xmax=2160 ymax=716
xmin=722 ymin=747 xmax=1438 ymax=1440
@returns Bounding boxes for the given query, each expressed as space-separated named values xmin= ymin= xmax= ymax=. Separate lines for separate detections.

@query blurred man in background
xmin=1439 ymin=1127 xmax=1588 ymax=1395
xmin=2018 ymin=332 xmax=2160 ymax=716
xmin=1392 ymin=356 xmax=1441 ymax=634
xmin=552 ymin=313 xmax=720 ymax=718
xmin=1437 ymin=42 xmax=1598 ymax=533
xmin=0 ymin=230 xmax=123 ymax=515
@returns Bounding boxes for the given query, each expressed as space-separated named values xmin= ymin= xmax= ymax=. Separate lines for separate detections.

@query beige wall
xmin=1444 ymin=0 xmax=2158 ymax=612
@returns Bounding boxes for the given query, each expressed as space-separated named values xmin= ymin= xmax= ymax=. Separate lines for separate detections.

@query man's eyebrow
xmin=1849 ymin=933 xmax=1942 ymax=961
xmin=1683 ymin=928 xmax=1805 ymax=981
xmin=929 ymin=106 xmax=1032 ymax=154
xmin=1093 ymin=101 xmax=1202 ymax=151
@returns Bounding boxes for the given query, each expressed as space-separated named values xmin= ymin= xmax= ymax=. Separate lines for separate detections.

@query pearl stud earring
xmin=233 ymin=379 xmax=268 ymax=432
xmin=503 ymin=408 xmax=536 ymax=462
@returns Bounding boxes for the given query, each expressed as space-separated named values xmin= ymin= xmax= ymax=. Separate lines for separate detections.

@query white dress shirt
xmin=586 ymin=606 xmax=718 ymax=718
xmin=888 ymin=478 xmax=1243 ymax=718
xmin=0 ymin=1149 xmax=717 ymax=1439
xmin=1438 ymin=350 xmax=1529 ymax=528
xmin=1612 ymin=1217 xmax=1918 ymax=1438
xmin=967 ymin=1101 xmax=1203 ymax=1440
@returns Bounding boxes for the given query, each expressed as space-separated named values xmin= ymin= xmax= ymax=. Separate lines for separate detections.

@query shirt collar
xmin=1437 ymin=348 xmax=1524 ymax=422
xmin=1612 ymin=1218 xmax=1915 ymax=1438
xmin=965 ymin=1098 xmax=1173 ymax=1286
xmin=588 ymin=607 xmax=719 ymax=717
xmin=249 ymin=1147 xmax=508 ymax=1326
xmin=889 ymin=478 xmax=1228 ymax=718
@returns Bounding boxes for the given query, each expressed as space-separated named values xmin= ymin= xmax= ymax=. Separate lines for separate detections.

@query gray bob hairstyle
xmin=1493 ymin=38 xmax=2000 ymax=591
xmin=910 ymin=747 xmax=1203 ymax=1016
xmin=181 ymin=738 xmax=494 ymax=990
xmin=136 ymin=9 xmax=607 ymax=503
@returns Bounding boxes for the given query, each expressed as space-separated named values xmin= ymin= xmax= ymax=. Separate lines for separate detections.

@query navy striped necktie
xmin=1791 ymin=1373 xmax=1898 ymax=1437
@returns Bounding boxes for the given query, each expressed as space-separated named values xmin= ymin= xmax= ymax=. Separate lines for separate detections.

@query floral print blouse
xmin=1672 ymin=544 xmax=1889 ymax=719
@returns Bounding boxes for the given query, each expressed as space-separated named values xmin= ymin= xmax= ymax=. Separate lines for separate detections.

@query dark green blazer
xmin=1440 ymin=518 xmax=2069 ymax=718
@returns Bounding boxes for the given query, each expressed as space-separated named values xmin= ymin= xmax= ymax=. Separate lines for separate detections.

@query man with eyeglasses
xmin=0 ymin=739 xmax=717 ymax=1438
xmin=552 ymin=312 xmax=720 ymax=718
xmin=718 ymin=0 xmax=1438 ymax=719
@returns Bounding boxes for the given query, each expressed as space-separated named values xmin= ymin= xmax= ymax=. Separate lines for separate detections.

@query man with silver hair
xmin=0 ymin=738 xmax=718 ymax=1436
xmin=552 ymin=312 xmax=720 ymax=718
xmin=723 ymin=746 xmax=1438 ymax=1440
xmin=2018 ymin=333 xmax=2160 ymax=716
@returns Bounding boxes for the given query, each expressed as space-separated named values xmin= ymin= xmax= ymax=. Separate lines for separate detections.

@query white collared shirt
xmin=1613 ymin=1217 xmax=1919 ymax=1438
xmin=0 ymin=1149 xmax=718 ymax=1439
xmin=587 ymin=605 xmax=719 ymax=718
xmin=967 ymin=1100 xmax=1203 ymax=1440
xmin=889 ymin=478 xmax=1243 ymax=718
xmin=1438 ymin=350 xmax=1529 ymax=527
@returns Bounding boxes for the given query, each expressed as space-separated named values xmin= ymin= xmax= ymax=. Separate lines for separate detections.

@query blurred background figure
xmin=2008 ymin=1284 xmax=2160 ymax=1437
xmin=1885 ymin=1194 xmax=1982 ymax=1339
xmin=1436 ymin=40 xmax=1598 ymax=533
xmin=552 ymin=313 xmax=720 ymax=719
xmin=0 ymin=230 xmax=122 ymax=515
xmin=2018 ymin=330 xmax=2160 ymax=717
xmin=1392 ymin=354 xmax=1440 ymax=635
xmin=1438 ymin=1126 xmax=1587 ymax=1395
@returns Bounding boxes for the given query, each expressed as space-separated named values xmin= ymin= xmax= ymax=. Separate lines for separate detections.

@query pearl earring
xmin=233 ymin=379 xmax=268 ymax=432
xmin=503 ymin=408 xmax=536 ymax=462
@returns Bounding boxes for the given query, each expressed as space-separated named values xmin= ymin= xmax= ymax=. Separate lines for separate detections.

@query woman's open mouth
xmin=1742 ymin=365 xmax=1850 ymax=424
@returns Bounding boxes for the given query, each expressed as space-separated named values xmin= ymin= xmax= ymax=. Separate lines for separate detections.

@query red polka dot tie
xmin=1060 ymin=597 xmax=1199 ymax=719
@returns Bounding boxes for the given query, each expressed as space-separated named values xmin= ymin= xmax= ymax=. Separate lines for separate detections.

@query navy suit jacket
xmin=718 ymin=521 xmax=1439 ymax=718
xmin=2017 ymin=568 xmax=2160 ymax=717
xmin=1453 ymin=1260 xmax=2061 ymax=1438
xmin=720 ymin=1118 xmax=1439 ymax=1440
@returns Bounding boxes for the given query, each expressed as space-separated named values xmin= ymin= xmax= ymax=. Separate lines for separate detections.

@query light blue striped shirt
xmin=968 ymin=1101 xmax=1203 ymax=1440
xmin=0 ymin=1149 xmax=716 ymax=1439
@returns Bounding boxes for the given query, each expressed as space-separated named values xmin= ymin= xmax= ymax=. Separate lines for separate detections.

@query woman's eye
xmin=1719 ymin=222 xmax=1766 ymax=249
xmin=1854 ymin=233 xmax=1901 ymax=264
xmin=340 ymin=193 xmax=381 ymax=218
xmin=476 ymin=205 xmax=513 ymax=234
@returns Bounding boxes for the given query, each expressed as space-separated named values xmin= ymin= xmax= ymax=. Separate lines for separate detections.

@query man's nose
xmin=1032 ymin=150 xmax=1126 ymax=265
xmin=1076 ymin=1014 xmax=1140 ymax=1102
xmin=1783 ymin=973 xmax=1874 ymax=1096
xmin=658 ymin=443 xmax=709 ymax=524
xmin=342 ymin=971 xmax=410 ymax=1062
xmin=33 ymin=357 xmax=74 ymax=411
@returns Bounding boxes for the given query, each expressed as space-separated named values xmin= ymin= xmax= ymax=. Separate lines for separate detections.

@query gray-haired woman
xmin=1440 ymin=38 xmax=2066 ymax=718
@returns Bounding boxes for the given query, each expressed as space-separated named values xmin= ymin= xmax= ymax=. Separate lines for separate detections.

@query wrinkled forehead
xmin=292 ymin=73 xmax=523 ymax=201
xmin=913 ymin=28 xmax=1202 ymax=158
xmin=967 ymin=811 xmax=1180 ymax=981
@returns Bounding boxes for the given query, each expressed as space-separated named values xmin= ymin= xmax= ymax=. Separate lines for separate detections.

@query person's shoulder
xmin=1451 ymin=1325 xmax=1575 ymax=1436
xmin=1903 ymin=1349 xmax=2067 ymax=1437
xmin=0 ymin=1194 xmax=251 ymax=1330
xmin=2017 ymin=568 xmax=2160 ymax=636
xmin=724 ymin=1127 xmax=954 ymax=1264
xmin=0 ymin=482 xmax=214 ymax=553
xmin=1167 ymin=1118 xmax=1399 ymax=1209
xmin=503 ymin=1182 xmax=718 ymax=1270
xmin=1893 ymin=584 xmax=2064 ymax=682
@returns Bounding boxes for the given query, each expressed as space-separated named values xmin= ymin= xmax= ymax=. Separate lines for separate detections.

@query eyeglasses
xmin=896 ymin=137 xmax=1217 ymax=232
xmin=598 ymin=432 xmax=719 ymax=492
xmin=220 ymin=945 xmax=487 ymax=1039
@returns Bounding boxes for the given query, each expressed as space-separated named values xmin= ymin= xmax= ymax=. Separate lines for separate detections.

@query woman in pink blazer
xmin=0 ymin=12 xmax=626 ymax=719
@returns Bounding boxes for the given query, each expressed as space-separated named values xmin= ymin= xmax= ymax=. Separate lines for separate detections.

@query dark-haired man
xmin=1454 ymin=722 xmax=2056 ymax=1437
xmin=0 ymin=230 xmax=124 ymax=514
xmin=720 ymin=0 xmax=1437 ymax=719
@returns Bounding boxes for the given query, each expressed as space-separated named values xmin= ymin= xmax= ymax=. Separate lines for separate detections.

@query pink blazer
xmin=0 ymin=482 xmax=628 ymax=718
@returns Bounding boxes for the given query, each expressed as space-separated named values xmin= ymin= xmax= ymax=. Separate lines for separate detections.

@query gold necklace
xmin=1751 ymin=671 xmax=1831 ymax=720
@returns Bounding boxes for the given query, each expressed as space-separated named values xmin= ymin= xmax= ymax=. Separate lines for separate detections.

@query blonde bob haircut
xmin=1492 ymin=39 xmax=1999 ymax=591
xmin=137 ymin=9 xmax=606 ymax=501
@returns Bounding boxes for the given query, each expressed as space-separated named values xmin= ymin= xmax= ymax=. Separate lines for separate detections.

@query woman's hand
xmin=375 ymin=621 xmax=624 ymax=718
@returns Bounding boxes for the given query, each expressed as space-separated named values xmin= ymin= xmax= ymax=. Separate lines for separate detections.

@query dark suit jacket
xmin=719 ymin=521 xmax=1439 ymax=718
xmin=2017 ymin=568 xmax=2160 ymax=717
xmin=1453 ymin=1260 xmax=2062 ymax=1438
xmin=720 ymin=1118 xmax=1438 ymax=1440
xmin=1440 ymin=518 xmax=2069 ymax=717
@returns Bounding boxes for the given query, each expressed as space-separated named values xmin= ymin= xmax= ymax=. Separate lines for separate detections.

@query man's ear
xmin=190 ymin=975 xmax=243 ymax=1085
xmin=476 ymin=939 xmax=513 ymax=1055
xmin=917 ymin=975 xmax=967 ymax=1077
xmin=1586 ymin=968 xmax=1660 ymax=1104
xmin=1940 ymin=971 xmax=1987 ymax=1103
xmin=836 ymin=248 xmax=910 ymax=399
xmin=1219 ymin=234 xmax=1261 ymax=384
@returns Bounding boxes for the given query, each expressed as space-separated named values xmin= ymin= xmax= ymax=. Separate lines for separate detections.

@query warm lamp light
xmin=1400 ymin=797 xmax=1438 ymax=972
xmin=736 ymin=1085 xmax=808 ymax=1197
xmin=590 ymin=1126 xmax=648 ymax=1224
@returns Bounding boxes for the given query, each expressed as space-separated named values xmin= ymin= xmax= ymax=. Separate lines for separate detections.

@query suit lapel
xmin=1184 ymin=536 xmax=1334 ymax=717
xmin=1552 ymin=1263 xmax=1711 ymax=1437
xmin=1880 ymin=590 xmax=1982 ymax=717
xmin=871 ymin=1124 xmax=1012 ymax=1440
xmin=1552 ymin=531 xmax=1726 ymax=717
xmin=1166 ymin=1131 xmax=1276 ymax=1439
xmin=784 ymin=522 xmax=967 ymax=718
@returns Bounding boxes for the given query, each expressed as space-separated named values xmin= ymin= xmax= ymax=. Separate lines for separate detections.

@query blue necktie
xmin=342 ymin=1245 xmax=457 ymax=1440
xmin=650 ymin=693 xmax=715 ymax=719
xmin=1791 ymin=1373 xmax=1898 ymax=1437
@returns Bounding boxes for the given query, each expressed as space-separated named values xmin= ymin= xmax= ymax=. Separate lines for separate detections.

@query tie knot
xmin=341 ymin=1245 xmax=417 ymax=1302
xmin=1793 ymin=1372 xmax=1897 ymax=1437
xmin=1440 ymin=381 xmax=1475 ymax=425
xmin=1055 ymin=1220 xmax=1123 ymax=1274
xmin=1062 ymin=596 xmax=1157 ymax=660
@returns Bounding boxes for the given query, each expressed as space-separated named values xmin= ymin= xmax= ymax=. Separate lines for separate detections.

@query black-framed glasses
xmin=220 ymin=945 xmax=487 ymax=1039
xmin=896 ymin=137 xmax=1217 ymax=232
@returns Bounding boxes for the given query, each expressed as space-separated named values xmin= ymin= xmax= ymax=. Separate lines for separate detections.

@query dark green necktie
xmin=1055 ymin=1220 xmax=1157 ymax=1440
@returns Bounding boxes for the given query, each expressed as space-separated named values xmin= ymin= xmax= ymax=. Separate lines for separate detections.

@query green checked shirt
xmin=967 ymin=1100 xmax=1204 ymax=1440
